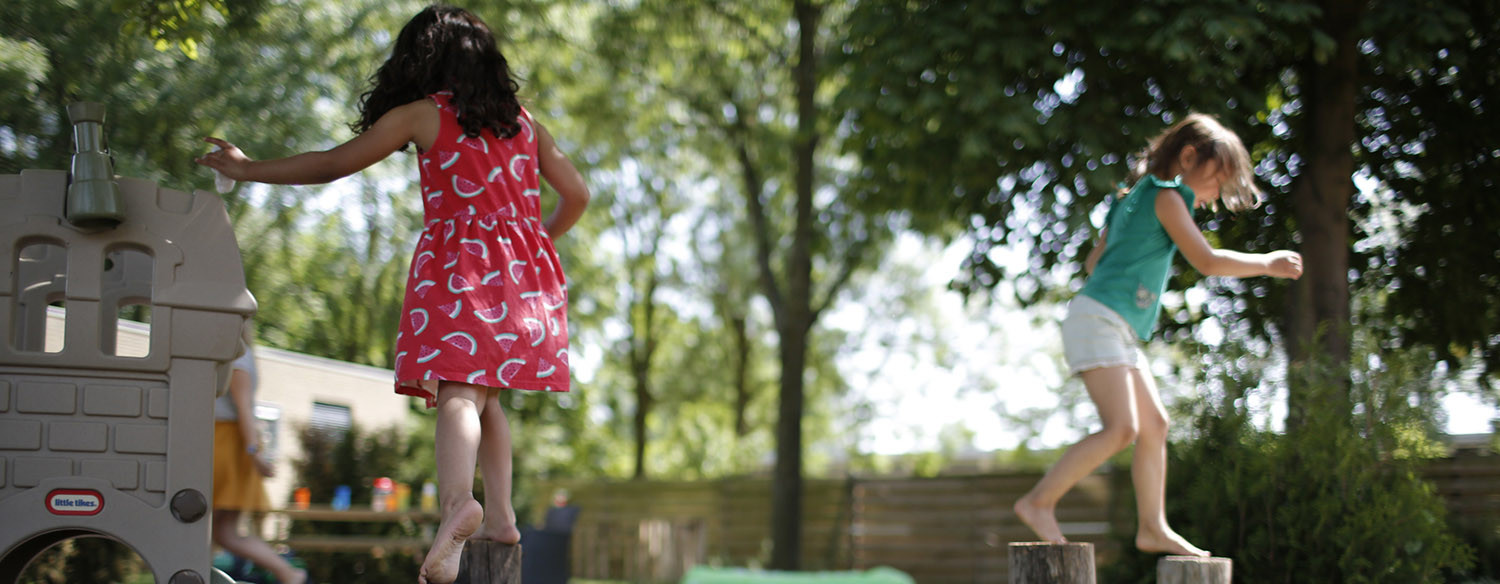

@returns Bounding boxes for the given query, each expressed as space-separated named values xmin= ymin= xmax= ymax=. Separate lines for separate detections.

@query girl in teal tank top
xmin=1078 ymin=174 xmax=1197 ymax=341
xmin=1013 ymin=114 xmax=1305 ymax=558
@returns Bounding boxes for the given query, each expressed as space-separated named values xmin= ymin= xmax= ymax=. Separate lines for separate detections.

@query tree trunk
xmin=630 ymin=260 xmax=661 ymax=480
xmin=1008 ymin=543 xmax=1095 ymax=584
xmin=772 ymin=320 xmax=809 ymax=569
xmin=730 ymin=314 xmax=752 ymax=436
xmin=1284 ymin=0 xmax=1363 ymax=428
xmin=454 ymin=541 xmax=521 ymax=584
xmin=770 ymin=0 xmax=822 ymax=571
xmin=1157 ymin=556 xmax=1231 ymax=584
xmin=632 ymin=367 xmax=649 ymax=480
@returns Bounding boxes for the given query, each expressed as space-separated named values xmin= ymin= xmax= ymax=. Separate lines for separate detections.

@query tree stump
xmin=1157 ymin=556 xmax=1231 ymax=584
xmin=454 ymin=541 xmax=522 ymax=584
xmin=1008 ymin=542 xmax=1095 ymax=584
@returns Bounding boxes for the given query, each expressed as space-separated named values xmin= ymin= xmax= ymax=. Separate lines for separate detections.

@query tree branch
xmin=718 ymin=95 xmax=786 ymax=320
xmin=810 ymin=235 xmax=868 ymax=325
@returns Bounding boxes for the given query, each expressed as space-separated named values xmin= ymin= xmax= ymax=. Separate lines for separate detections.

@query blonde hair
xmin=1132 ymin=113 xmax=1261 ymax=212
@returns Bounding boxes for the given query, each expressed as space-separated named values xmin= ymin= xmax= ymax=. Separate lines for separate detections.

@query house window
xmin=309 ymin=401 xmax=352 ymax=439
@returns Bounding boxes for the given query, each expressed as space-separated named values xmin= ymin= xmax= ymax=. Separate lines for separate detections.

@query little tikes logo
xmin=46 ymin=489 xmax=104 ymax=516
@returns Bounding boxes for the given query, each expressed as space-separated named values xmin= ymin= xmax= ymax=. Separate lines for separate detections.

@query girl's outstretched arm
xmin=535 ymin=122 xmax=590 ymax=238
xmin=1156 ymin=189 xmax=1303 ymax=279
xmin=196 ymin=101 xmax=434 ymax=185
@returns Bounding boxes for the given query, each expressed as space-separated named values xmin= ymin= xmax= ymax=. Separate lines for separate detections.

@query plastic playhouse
xmin=0 ymin=103 xmax=256 ymax=583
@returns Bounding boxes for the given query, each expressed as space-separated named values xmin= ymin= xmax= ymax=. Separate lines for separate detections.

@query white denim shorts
xmin=1061 ymin=294 xmax=1147 ymax=375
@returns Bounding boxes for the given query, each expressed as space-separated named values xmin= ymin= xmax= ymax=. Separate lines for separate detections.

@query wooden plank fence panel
xmin=535 ymin=454 xmax=1500 ymax=584
xmin=850 ymin=472 xmax=1119 ymax=584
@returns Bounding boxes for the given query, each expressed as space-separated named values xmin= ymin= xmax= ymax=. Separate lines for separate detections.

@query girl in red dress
xmin=196 ymin=6 xmax=589 ymax=582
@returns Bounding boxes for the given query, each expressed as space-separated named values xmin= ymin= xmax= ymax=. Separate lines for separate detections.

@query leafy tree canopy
xmin=838 ymin=0 xmax=1499 ymax=374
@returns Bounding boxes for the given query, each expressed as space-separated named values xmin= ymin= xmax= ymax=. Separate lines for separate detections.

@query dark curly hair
xmin=353 ymin=4 xmax=522 ymax=143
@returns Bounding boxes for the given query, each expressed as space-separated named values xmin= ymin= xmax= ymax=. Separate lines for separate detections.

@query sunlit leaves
xmin=839 ymin=0 xmax=1500 ymax=377
xmin=109 ymin=0 xmax=266 ymax=60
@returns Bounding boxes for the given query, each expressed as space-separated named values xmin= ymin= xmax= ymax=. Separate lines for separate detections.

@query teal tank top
xmin=1079 ymin=175 xmax=1196 ymax=340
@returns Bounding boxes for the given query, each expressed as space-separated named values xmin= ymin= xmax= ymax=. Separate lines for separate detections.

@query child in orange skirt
xmin=212 ymin=326 xmax=306 ymax=584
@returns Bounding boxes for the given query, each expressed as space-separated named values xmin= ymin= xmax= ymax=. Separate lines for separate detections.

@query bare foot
xmin=1013 ymin=495 xmax=1066 ymax=543
xmin=419 ymin=498 xmax=484 ymax=584
xmin=470 ymin=523 xmax=521 ymax=544
xmin=1136 ymin=527 xmax=1209 ymax=557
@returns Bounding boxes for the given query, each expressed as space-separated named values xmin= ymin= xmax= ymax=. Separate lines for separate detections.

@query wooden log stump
xmin=454 ymin=541 xmax=522 ymax=584
xmin=1157 ymin=556 xmax=1231 ymax=584
xmin=1008 ymin=542 xmax=1095 ymax=584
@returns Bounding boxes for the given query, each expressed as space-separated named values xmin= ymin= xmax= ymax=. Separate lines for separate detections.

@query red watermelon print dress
xmin=394 ymin=92 xmax=570 ymax=407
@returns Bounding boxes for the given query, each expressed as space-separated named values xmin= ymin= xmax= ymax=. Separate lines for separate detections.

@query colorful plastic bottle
xmin=420 ymin=481 xmax=438 ymax=513
xmin=332 ymin=485 xmax=351 ymax=511
xmin=395 ymin=482 xmax=411 ymax=512
xmin=372 ymin=477 xmax=393 ymax=512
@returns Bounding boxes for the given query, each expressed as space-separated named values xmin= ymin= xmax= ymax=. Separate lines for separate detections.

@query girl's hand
xmin=253 ymin=455 xmax=276 ymax=478
xmin=195 ymin=137 xmax=254 ymax=181
xmin=1265 ymin=250 xmax=1303 ymax=279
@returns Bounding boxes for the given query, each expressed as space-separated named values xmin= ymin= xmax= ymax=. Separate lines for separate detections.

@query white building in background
xmin=48 ymin=310 xmax=418 ymax=507
xmin=245 ymin=342 xmax=416 ymax=506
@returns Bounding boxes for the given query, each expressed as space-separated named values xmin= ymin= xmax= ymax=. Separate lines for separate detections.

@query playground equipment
xmin=0 ymin=103 xmax=256 ymax=583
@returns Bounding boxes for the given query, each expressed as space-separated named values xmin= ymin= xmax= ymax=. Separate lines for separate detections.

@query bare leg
xmin=420 ymin=382 xmax=487 ymax=584
xmin=211 ymin=509 xmax=306 ymax=584
xmin=1128 ymin=369 xmax=1209 ymax=557
xmin=470 ymin=388 xmax=521 ymax=544
xmin=1014 ymin=366 xmax=1140 ymax=543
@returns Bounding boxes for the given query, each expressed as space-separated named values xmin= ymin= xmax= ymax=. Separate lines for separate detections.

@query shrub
xmin=1101 ymin=350 xmax=1476 ymax=583
xmin=288 ymin=422 xmax=429 ymax=584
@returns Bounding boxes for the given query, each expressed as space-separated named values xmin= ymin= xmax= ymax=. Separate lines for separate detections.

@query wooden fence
xmin=553 ymin=478 xmax=855 ymax=581
xmin=536 ymin=471 xmax=1123 ymax=583
xmin=1423 ymin=454 xmax=1500 ymax=528
xmin=536 ymin=453 xmax=1500 ymax=584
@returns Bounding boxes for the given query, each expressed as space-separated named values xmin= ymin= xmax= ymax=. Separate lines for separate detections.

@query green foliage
xmin=837 ymin=0 xmax=1500 ymax=377
xmin=1359 ymin=0 xmax=1500 ymax=375
xmin=240 ymin=178 xmax=418 ymax=369
xmin=292 ymin=423 xmax=423 ymax=507
xmin=1 ymin=0 xmax=427 ymax=371
xmin=1101 ymin=346 xmax=1475 ymax=583
xmin=17 ymin=537 xmax=149 ymax=584
xmin=575 ymin=0 xmax=882 ymax=489
xmin=110 ymin=0 xmax=266 ymax=60
xmin=836 ymin=0 xmax=1301 ymax=291
xmin=1447 ymin=520 xmax=1500 ymax=583
xmin=289 ymin=422 xmax=428 ymax=584
xmin=0 ymin=0 xmax=354 ymax=185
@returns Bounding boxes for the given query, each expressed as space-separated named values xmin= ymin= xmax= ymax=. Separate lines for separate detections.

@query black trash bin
xmin=521 ymin=527 xmax=571 ymax=584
